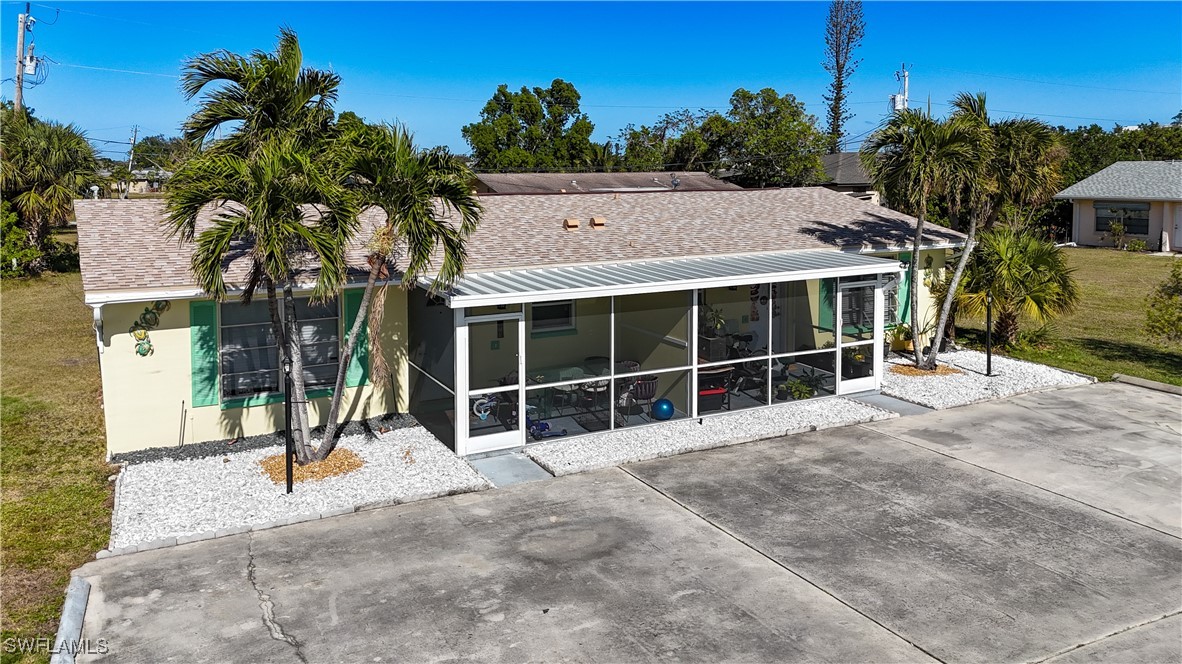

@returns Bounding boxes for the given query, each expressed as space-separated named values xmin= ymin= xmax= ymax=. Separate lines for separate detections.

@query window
xmin=530 ymin=300 xmax=575 ymax=333
xmin=219 ymin=297 xmax=340 ymax=400
xmin=883 ymin=274 xmax=901 ymax=325
xmin=1095 ymin=202 xmax=1150 ymax=235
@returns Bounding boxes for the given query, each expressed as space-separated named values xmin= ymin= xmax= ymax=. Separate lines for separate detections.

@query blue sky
xmin=3 ymin=1 xmax=1180 ymax=159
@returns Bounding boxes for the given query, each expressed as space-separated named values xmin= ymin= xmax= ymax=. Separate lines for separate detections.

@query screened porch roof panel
xmin=436 ymin=249 xmax=900 ymax=306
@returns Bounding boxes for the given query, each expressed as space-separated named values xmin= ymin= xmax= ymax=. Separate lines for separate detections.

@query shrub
xmin=1126 ymin=238 xmax=1148 ymax=253
xmin=1145 ymin=261 xmax=1182 ymax=345
xmin=0 ymin=200 xmax=42 ymax=278
xmin=1105 ymin=220 xmax=1127 ymax=249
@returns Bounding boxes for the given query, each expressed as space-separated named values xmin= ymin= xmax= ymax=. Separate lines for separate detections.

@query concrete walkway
xmin=74 ymin=382 xmax=1181 ymax=663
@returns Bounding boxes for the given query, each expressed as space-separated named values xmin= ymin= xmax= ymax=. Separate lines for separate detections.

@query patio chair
xmin=618 ymin=374 xmax=659 ymax=423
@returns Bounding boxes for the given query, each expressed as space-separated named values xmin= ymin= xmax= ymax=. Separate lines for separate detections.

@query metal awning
xmin=434 ymin=250 xmax=902 ymax=307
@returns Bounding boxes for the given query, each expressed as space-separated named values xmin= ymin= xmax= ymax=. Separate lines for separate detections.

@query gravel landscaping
xmin=109 ymin=425 xmax=490 ymax=550
xmin=525 ymin=397 xmax=895 ymax=476
xmin=881 ymin=349 xmax=1093 ymax=410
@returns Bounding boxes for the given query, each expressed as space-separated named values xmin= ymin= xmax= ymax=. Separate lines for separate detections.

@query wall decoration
xmin=130 ymin=300 xmax=171 ymax=356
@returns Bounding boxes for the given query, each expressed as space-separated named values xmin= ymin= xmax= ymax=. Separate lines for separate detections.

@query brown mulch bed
xmin=258 ymin=448 xmax=364 ymax=484
xmin=889 ymin=364 xmax=964 ymax=377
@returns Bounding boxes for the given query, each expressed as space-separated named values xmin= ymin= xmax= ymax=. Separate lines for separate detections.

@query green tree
xmin=724 ymin=88 xmax=828 ymax=187
xmin=1145 ymin=261 xmax=1182 ymax=345
xmin=0 ymin=106 xmax=100 ymax=271
xmin=461 ymin=79 xmax=595 ymax=170
xmin=861 ymin=107 xmax=977 ymax=368
xmin=167 ymin=28 xmax=352 ymax=464
xmin=132 ymin=134 xmax=195 ymax=170
xmin=317 ymin=119 xmax=482 ymax=453
xmin=822 ymin=0 xmax=866 ymax=154
xmin=959 ymin=226 xmax=1080 ymax=347
xmin=617 ymin=108 xmax=728 ymax=172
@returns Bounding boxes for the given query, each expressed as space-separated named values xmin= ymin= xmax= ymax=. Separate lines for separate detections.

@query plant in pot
xmin=775 ymin=383 xmax=791 ymax=401
xmin=890 ymin=324 xmax=913 ymax=352
xmin=700 ymin=304 xmax=728 ymax=361
xmin=787 ymin=379 xmax=813 ymax=400
xmin=841 ymin=347 xmax=873 ymax=379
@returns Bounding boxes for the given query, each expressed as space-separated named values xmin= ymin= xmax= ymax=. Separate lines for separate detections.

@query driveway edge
xmin=1112 ymin=373 xmax=1182 ymax=395
xmin=49 ymin=575 xmax=91 ymax=664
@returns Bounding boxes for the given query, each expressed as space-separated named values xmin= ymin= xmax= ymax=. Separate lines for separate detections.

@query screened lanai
xmin=406 ymin=249 xmax=902 ymax=456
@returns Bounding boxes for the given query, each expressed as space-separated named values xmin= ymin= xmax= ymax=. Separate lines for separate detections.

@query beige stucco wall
xmin=1071 ymin=199 xmax=1169 ymax=250
xmin=98 ymin=287 xmax=409 ymax=456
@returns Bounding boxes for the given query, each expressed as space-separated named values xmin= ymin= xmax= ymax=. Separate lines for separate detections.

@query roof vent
xmin=563 ymin=217 xmax=580 ymax=231
xmin=590 ymin=216 xmax=606 ymax=229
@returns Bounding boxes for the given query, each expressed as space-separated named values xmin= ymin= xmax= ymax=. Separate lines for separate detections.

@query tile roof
xmin=821 ymin=152 xmax=871 ymax=186
xmin=474 ymin=171 xmax=741 ymax=194
xmin=1054 ymin=161 xmax=1182 ymax=201
xmin=74 ymin=187 xmax=964 ymax=299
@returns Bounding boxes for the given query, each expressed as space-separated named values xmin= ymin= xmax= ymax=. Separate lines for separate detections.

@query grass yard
xmin=957 ymin=247 xmax=1182 ymax=386
xmin=1 ymin=272 xmax=114 ymax=664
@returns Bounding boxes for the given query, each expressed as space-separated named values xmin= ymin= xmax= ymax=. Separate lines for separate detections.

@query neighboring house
xmin=74 ymin=187 xmax=963 ymax=458
xmin=1053 ymin=161 xmax=1182 ymax=252
xmin=98 ymin=168 xmax=173 ymax=195
xmin=472 ymin=171 xmax=741 ymax=194
xmin=820 ymin=152 xmax=880 ymax=205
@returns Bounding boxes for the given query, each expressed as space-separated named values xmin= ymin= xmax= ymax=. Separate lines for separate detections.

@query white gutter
xmin=92 ymin=305 xmax=104 ymax=355
xmin=82 ymin=279 xmax=387 ymax=307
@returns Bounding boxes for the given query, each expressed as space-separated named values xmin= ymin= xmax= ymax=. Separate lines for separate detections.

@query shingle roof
xmin=74 ymin=187 xmax=964 ymax=299
xmin=1054 ymin=161 xmax=1182 ymax=201
xmin=820 ymin=152 xmax=871 ymax=186
xmin=474 ymin=171 xmax=741 ymax=194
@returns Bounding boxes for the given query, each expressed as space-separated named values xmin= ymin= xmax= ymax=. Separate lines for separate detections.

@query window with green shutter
xmin=189 ymin=300 xmax=220 ymax=407
xmin=343 ymin=289 xmax=370 ymax=387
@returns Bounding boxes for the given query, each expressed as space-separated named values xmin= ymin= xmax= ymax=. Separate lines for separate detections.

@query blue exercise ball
xmin=652 ymin=398 xmax=675 ymax=421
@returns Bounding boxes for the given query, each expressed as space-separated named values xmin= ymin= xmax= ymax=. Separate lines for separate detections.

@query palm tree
xmin=860 ymin=108 xmax=976 ymax=368
xmin=168 ymin=29 xmax=353 ymax=464
xmin=0 ymin=109 xmax=100 ymax=269
xmin=959 ymin=226 xmax=1079 ymax=347
xmin=317 ymin=119 xmax=481 ymax=456
xmin=166 ymin=138 xmax=357 ymax=463
xmin=180 ymin=26 xmax=339 ymax=155
xmin=990 ymin=117 xmax=1064 ymax=229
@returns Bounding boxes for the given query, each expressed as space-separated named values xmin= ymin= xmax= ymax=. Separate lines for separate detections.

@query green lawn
xmin=956 ymin=247 xmax=1182 ymax=386
xmin=1 ymin=272 xmax=114 ymax=664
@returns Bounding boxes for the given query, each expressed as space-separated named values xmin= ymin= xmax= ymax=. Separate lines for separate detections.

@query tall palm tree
xmin=0 ymin=110 xmax=100 ymax=268
xmin=180 ymin=26 xmax=339 ymax=155
xmin=860 ymin=108 xmax=976 ymax=368
xmin=990 ymin=117 xmax=1064 ymax=228
xmin=166 ymin=138 xmax=357 ymax=463
xmin=168 ymin=29 xmax=352 ymax=463
xmin=959 ymin=226 xmax=1079 ymax=346
xmin=317 ymin=119 xmax=481 ymax=456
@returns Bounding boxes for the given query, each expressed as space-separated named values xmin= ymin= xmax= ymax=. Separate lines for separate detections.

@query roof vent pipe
xmin=563 ymin=218 xmax=580 ymax=231
xmin=590 ymin=217 xmax=606 ymax=229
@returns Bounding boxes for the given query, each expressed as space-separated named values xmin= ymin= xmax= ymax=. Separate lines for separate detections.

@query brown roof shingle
xmin=75 ymin=187 xmax=963 ymax=297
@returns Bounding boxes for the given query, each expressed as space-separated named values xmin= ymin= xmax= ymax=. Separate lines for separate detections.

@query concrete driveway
xmin=77 ymin=383 xmax=1182 ymax=663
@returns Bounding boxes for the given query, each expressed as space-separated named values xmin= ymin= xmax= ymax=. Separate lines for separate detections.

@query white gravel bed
xmin=524 ymin=397 xmax=895 ymax=476
xmin=110 ymin=426 xmax=490 ymax=549
xmin=881 ymin=349 xmax=1093 ymax=410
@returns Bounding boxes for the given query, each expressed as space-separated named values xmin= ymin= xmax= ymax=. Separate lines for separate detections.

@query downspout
xmin=91 ymin=305 xmax=105 ymax=355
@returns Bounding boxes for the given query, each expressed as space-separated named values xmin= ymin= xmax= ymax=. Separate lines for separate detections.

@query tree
xmin=461 ymin=79 xmax=595 ymax=170
xmin=861 ymin=108 xmax=976 ymax=368
xmin=1172 ymin=110 xmax=1182 ymax=127
xmin=0 ymin=106 xmax=100 ymax=270
xmin=1145 ymin=261 xmax=1182 ymax=345
xmin=167 ymin=28 xmax=351 ymax=464
xmin=617 ymin=108 xmax=728 ymax=172
xmin=724 ymin=88 xmax=828 ymax=187
xmin=317 ymin=119 xmax=482 ymax=454
xmin=822 ymin=0 xmax=865 ymax=154
xmin=958 ymin=226 xmax=1079 ymax=347
xmin=132 ymin=134 xmax=195 ymax=171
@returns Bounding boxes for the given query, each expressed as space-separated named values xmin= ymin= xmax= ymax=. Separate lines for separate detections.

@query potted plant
xmin=775 ymin=383 xmax=791 ymax=401
xmin=787 ymin=379 xmax=813 ymax=400
xmin=700 ymin=304 xmax=728 ymax=361
xmin=890 ymin=324 xmax=913 ymax=352
xmin=841 ymin=348 xmax=873 ymax=379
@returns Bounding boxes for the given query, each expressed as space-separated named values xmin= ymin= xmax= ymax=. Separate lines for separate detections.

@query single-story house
xmin=1053 ymin=160 xmax=1182 ymax=252
xmin=74 ymin=187 xmax=963 ymax=458
xmin=820 ymin=152 xmax=880 ymax=205
xmin=98 ymin=167 xmax=173 ymax=195
xmin=472 ymin=171 xmax=741 ymax=194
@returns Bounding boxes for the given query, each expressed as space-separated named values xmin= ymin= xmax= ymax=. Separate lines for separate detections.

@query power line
xmin=54 ymin=62 xmax=180 ymax=79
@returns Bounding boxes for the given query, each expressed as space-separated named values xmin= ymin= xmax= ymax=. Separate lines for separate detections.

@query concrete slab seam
xmin=863 ymin=425 xmax=1182 ymax=542
xmin=1031 ymin=609 xmax=1182 ymax=663
xmin=615 ymin=466 xmax=947 ymax=664
xmin=49 ymin=575 xmax=91 ymax=664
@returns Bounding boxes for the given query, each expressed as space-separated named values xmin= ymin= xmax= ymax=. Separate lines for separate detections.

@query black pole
xmin=985 ymin=293 xmax=993 ymax=377
xmin=283 ymin=360 xmax=293 ymax=494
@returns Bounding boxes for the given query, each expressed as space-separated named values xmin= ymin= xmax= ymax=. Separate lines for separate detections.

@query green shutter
xmin=898 ymin=252 xmax=913 ymax=325
xmin=189 ymin=300 xmax=220 ymax=407
xmin=343 ymin=289 xmax=370 ymax=387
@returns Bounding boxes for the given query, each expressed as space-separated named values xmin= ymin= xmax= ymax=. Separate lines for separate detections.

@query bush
xmin=1145 ymin=261 xmax=1182 ymax=345
xmin=1126 ymin=238 xmax=1148 ymax=252
xmin=0 ymin=200 xmax=42 ymax=278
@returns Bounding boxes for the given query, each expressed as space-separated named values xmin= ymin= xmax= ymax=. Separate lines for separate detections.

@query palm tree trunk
xmin=909 ymin=201 xmax=927 ymax=368
xmin=267 ymin=278 xmax=310 ymax=464
xmin=995 ymin=309 xmax=1021 ymax=348
xmin=923 ymin=211 xmax=980 ymax=369
xmin=315 ymin=256 xmax=382 ymax=460
xmin=282 ymin=280 xmax=315 ymax=462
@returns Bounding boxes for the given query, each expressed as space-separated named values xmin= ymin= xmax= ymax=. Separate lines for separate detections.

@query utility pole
xmin=889 ymin=63 xmax=910 ymax=113
xmin=13 ymin=3 xmax=29 ymax=112
xmin=127 ymin=125 xmax=138 ymax=169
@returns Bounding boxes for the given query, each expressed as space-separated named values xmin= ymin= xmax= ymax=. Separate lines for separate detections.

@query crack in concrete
xmin=247 ymin=532 xmax=308 ymax=664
